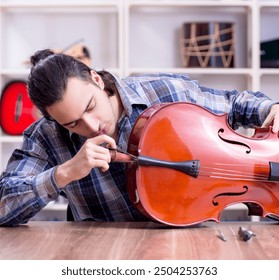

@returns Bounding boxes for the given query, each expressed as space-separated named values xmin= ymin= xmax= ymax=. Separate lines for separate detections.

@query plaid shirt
xmin=0 ymin=73 xmax=276 ymax=225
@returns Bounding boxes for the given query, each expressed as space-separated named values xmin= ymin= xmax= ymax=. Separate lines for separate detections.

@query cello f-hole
xmin=212 ymin=185 xmax=249 ymax=206
xmin=218 ymin=128 xmax=251 ymax=154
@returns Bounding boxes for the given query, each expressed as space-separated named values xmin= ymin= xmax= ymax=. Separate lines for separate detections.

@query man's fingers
xmin=262 ymin=115 xmax=273 ymax=128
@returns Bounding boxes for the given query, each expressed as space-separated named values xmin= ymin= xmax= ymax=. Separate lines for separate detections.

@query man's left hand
xmin=262 ymin=104 xmax=279 ymax=133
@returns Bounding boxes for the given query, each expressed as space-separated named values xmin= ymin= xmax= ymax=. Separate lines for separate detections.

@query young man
xmin=0 ymin=49 xmax=278 ymax=226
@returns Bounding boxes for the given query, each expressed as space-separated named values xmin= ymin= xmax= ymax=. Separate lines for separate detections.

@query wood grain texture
xmin=0 ymin=221 xmax=278 ymax=260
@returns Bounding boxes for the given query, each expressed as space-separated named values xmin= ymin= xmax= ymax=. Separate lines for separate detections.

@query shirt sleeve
xmin=178 ymin=75 xmax=278 ymax=130
xmin=0 ymin=136 xmax=61 ymax=226
xmin=125 ymin=73 xmax=278 ymax=130
xmin=226 ymin=90 xmax=277 ymax=130
xmin=198 ymin=85 xmax=277 ymax=130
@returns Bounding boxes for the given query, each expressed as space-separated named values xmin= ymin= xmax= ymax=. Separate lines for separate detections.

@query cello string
xmin=199 ymin=174 xmax=270 ymax=182
xmin=199 ymin=168 xmax=268 ymax=178
xmin=201 ymin=166 xmax=264 ymax=176
xmin=195 ymin=161 xmax=270 ymax=181
xmin=199 ymin=170 xmax=268 ymax=179
xmin=202 ymin=162 xmax=268 ymax=167
xmin=200 ymin=162 xmax=268 ymax=175
xmin=198 ymin=171 xmax=268 ymax=181
xmin=198 ymin=166 xmax=269 ymax=181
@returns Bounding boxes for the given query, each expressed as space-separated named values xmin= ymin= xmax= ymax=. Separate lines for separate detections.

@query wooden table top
xmin=0 ymin=221 xmax=279 ymax=260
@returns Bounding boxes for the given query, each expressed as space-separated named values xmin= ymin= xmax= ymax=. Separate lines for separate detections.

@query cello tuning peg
xmin=238 ymin=226 xmax=256 ymax=241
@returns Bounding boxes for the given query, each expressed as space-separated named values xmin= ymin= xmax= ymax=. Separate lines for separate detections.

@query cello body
xmin=126 ymin=102 xmax=279 ymax=226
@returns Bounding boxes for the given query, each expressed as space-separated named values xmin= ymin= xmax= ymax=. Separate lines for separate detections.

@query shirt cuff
xmin=35 ymin=167 xmax=60 ymax=202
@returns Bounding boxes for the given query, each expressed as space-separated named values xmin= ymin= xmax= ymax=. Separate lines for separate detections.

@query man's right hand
xmin=54 ymin=134 xmax=116 ymax=188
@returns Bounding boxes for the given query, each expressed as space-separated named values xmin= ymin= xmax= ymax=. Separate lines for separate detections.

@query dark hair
xmin=27 ymin=49 xmax=117 ymax=118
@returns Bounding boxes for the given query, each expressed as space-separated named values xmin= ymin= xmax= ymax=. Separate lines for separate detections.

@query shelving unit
xmin=0 ymin=0 xmax=123 ymax=171
xmin=0 ymin=0 xmax=278 ymax=221
xmin=124 ymin=1 xmax=256 ymax=91
xmin=259 ymin=1 xmax=279 ymax=98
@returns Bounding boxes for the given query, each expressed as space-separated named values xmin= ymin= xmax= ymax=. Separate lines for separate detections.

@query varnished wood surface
xmin=0 ymin=221 xmax=279 ymax=260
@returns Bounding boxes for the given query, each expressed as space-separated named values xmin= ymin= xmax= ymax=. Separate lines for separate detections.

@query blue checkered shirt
xmin=0 ymin=73 xmax=276 ymax=225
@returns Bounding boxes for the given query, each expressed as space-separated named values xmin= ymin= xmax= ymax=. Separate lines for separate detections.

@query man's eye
xmin=87 ymin=105 xmax=95 ymax=112
xmin=68 ymin=122 xmax=77 ymax=128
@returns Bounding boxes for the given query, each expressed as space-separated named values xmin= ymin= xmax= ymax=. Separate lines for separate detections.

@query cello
xmin=111 ymin=102 xmax=279 ymax=226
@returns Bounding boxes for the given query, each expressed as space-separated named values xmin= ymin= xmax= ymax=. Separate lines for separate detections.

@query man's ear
xmin=90 ymin=70 xmax=105 ymax=90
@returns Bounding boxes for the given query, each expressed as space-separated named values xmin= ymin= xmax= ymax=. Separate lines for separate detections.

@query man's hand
xmin=262 ymin=104 xmax=279 ymax=133
xmin=54 ymin=134 xmax=116 ymax=188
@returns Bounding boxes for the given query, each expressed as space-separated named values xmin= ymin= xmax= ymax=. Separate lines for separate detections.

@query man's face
xmin=46 ymin=76 xmax=118 ymax=139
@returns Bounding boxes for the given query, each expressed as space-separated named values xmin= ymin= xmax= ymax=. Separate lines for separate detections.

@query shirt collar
xmin=112 ymin=74 xmax=148 ymax=116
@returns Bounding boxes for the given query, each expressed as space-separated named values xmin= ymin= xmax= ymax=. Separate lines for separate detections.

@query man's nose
xmin=83 ymin=114 xmax=99 ymax=132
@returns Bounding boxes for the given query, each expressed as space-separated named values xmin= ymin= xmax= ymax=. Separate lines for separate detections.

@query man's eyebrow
xmin=61 ymin=96 xmax=93 ymax=126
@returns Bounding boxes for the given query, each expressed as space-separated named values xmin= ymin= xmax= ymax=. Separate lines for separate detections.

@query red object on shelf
xmin=0 ymin=80 xmax=39 ymax=135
